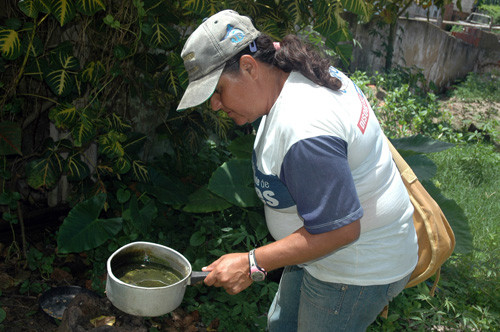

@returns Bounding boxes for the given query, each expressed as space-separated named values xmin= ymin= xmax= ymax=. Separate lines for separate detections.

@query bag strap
xmin=385 ymin=137 xmax=418 ymax=185
xmin=386 ymin=136 xmax=442 ymax=296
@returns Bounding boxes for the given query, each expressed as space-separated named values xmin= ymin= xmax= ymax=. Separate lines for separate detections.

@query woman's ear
xmin=239 ymin=55 xmax=258 ymax=80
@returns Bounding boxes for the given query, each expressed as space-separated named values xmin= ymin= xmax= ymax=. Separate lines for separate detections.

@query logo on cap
xmin=224 ymin=25 xmax=245 ymax=43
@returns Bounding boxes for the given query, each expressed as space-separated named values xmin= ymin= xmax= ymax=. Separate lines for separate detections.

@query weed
xmin=449 ymin=71 xmax=500 ymax=103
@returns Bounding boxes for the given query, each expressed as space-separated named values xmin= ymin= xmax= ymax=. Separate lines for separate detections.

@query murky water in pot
xmin=113 ymin=261 xmax=182 ymax=287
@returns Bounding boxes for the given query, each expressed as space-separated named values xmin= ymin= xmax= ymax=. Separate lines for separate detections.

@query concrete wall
xmin=349 ymin=18 xmax=500 ymax=90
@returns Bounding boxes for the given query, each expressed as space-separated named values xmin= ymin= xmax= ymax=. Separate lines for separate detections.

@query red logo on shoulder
xmin=355 ymin=86 xmax=369 ymax=134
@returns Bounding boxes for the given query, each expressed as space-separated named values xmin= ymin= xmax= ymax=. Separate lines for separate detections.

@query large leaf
xmin=147 ymin=20 xmax=179 ymax=49
xmin=22 ymin=33 xmax=43 ymax=57
xmin=18 ymin=0 xmax=41 ymax=18
xmin=44 ymin=53 xmax=79 ymax=96
xmin=113 ymin=156 xmax=131 ymax=174
xmin=75 ymin=0 xmax=105 ymax=15
xmin=405 ymin=154 xmax=437 ymax=181
xmin=208 ymin=159 xmax=260 ymax=207
xmin=49 ymin=102 xmax=78 ymax=128
xmin=139 ymin=168 xmax=189 ymax=206
xmin=79 ymin=60 xmax=104 ymax=85
xmin=422 ymin=180 xmax=473 ymax=254
xmin=126 ymin=195 xmax=157 ymax=236
xmin=65 ymin=153 xmax=90 ymax=180
xmin=228 ymin=134 xmax=254 ymax=159
xmin=0 ymin=29 xmax=21 ymax=60
xmin=183 ymin=185 xmax=232 ymax=213
xmin=57 ymin=193 xmax=123 ymax=253
xmin=182 ymin=0 xmax=211 ymax=16
xmin=26 ymin=153 xmax=64 ymax=189
xmin=285 ymin=0 xmax=308 ymax=26
xmin=0 ymin=122 xmax=22 ymax=156
xmin=71 ymin=110 xmax=96 ymax=146
xmin=340 ymin=0 xmax=372 ymax=21
xmin=391 ymin=135 xmax=455 ymax=155
xmin=98 ymin=130 xmax=126 ymax=158
xmin=50 ymin=0 xmax=77 ymax=26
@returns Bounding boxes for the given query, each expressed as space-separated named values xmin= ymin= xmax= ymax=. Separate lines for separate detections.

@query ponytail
xmin=224 ymin=34 xmax=341 ymax=91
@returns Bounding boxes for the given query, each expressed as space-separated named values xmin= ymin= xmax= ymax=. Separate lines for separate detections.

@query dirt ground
xmin=443 ymin=97 xmax=500 ymax=136
xmin=0 ymin=241 xmax=209 ymax=332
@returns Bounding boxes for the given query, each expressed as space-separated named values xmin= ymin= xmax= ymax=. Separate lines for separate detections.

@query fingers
xmin=200 ymin=253 xmax=253 ymax=294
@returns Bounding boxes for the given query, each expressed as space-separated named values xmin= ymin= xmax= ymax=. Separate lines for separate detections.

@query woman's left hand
xmin=202 ymin=253 xmax=253 ymax=295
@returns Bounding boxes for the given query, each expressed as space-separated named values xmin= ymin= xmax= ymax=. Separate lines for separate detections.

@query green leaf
xmin=422 ymin=180 xmax=473 ymax=254
xmin=0 ymin=121 xmax=22 ymax=156
xmin=133 ymin=53 xmax=159 ymax=73
xmin=147 ymin=21 xmax=179 ymax=49
xmin=391 ymin=135 xmax=455 ymax=155
xmin=164 ymin=69 xmax=181 ymax=96
xmin=340 ymin=0 xmax=372 ymax=21
xmin=132 ymin=160 xmax=149 ymax=182
xmin=71 ymin=111 xmax=96 ymax=146
xmin=49 ymin=103 xmax=78 ymax=128
xmin=182 ymin=0 xmax=210 ymax=16
xmin=228 ymin=135 xmax=254 ymax=159
xmin=127 ymin=195 xmax=156 ymax=236
xmin=114 ymin=156 xmax=131 ymax=174
xmin=113 ymin=44 xmax=129 ymax=60
xmin=75 ymin=0 xmax=105 ymax=15
xmin=26 ymin=154 xmax=64 ymax=189
xmin=98 ymin=130 xmax=126 ymax=158
xmin=183 ymin=186 xmax=232 ymax=213
xmin=44 ymin=53 xmax=79 ymax=96
xmin=38 ymin=0 xmax=51 ymax=13
xmin=50 ymin=0 xmax=77 ymax=26
xmin=140 ymin=168 xmax=189 ymax=205
xmin=22 ymin=33 xmax=43 ymax=57
xmin=65 ymin=153 xmax=90 ymax=180
xmin=103 ymin=14 xmax=120 ymax=28
xmin=116 ymin=188 xmax=131 ymax=204
xmin=79 ymin=60 xmax=104 ymax=85
xmin=0 ymin=29 xmax=21 ymax=60
xmin=0 ymin=307 xmax=5 ymax=323
xmin=208 ymin=159 xmax=260 ymax=208
xmin=189 ymin=230 xmax=206 ymax=247
xmin=405 ymin=154 xmax=437 ymax=181
xmin=57 ymin=193 xmax=122 ymax=253
xmin=18 ymin=0 xmax=40 ymax=18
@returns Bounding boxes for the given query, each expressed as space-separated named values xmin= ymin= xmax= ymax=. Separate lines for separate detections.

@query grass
xmin=370 ymin=143 xmax=500 ymax=331
xmin=448 ymin=71 xmax=500 ymax=103
xmin=362 ymin=68 xmax=500 ymax=331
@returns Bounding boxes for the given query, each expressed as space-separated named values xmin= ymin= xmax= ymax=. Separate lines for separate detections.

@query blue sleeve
xmin=279 ymin=135 xmax=363 ymax=234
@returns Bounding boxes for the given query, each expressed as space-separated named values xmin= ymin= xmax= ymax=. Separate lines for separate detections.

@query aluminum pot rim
xmin=106 ymin=241 xmax=193 ymax=290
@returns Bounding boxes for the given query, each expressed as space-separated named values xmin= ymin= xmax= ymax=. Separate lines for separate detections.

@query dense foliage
xmin=1 ymin=0 xmax=498 ymax=330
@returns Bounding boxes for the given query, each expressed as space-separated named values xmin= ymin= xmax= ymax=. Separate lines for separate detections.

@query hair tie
xmin=249 ymin=41 xmax=257 ymax=52
xmin=273 ymin=42 xmax=281 ymax=51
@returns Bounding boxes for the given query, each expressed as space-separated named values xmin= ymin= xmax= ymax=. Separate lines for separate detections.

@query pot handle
xmin=189 ymin=271 xmax=210 ymax=285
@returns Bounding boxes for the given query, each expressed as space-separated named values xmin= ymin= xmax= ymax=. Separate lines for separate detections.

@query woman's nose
xmin=210 ymin=93 xmax=222 ymax=111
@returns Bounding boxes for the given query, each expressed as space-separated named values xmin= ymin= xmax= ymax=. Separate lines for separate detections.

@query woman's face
xmin=210 ymin=59 xmax=267 ymax=126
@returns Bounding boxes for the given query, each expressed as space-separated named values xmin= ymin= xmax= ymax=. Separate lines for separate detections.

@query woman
xmin=177 ymin=10 xmax=418 ymax=331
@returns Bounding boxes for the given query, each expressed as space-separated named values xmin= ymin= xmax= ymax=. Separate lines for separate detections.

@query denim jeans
xmin=267 ymin=265 xmax=411 ymax=332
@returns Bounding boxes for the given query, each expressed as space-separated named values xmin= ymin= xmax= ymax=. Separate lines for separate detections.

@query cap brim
xmin=176 ymin=65 xmax=225 ymax=111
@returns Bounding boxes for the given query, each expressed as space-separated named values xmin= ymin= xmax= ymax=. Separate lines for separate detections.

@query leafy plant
xmin=1 ymin=1 xmax=494 ymax=330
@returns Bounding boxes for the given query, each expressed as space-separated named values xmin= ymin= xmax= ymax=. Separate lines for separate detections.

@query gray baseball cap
xmin=177 ymin=10 xmax=260 ymax=111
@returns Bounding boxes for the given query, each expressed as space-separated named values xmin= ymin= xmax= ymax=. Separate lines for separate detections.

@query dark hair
xmin=224 ymin=34 xmax=341 ymax=91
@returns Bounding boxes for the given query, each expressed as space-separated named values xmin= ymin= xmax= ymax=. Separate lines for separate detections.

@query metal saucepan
xmin=105 ymin=241 xmax=208 ymax=317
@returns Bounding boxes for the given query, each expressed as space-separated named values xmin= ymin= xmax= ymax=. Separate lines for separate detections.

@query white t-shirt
xmin=252 ymin=69 xmax=418 ymax=285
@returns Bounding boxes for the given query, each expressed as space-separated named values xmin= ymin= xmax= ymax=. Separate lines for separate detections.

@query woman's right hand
xmin=202 ymin=252 xmax=253 ymax=295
